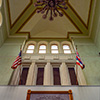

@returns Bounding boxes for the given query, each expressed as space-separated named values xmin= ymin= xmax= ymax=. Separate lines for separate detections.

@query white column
xmin=32 ymin=64 xmax=38 ymax=85
xmin=60 ymin=62 xmax=71 ymax=85
xmin=44 ymin=62 xmax=53 ymax=85
xmin=34 ymin=43 xmax=38 ymax=53
xmin=75 ymin=65 xmax=87 ymax=85
xmin=47 ymin=43 xmax=50 ymax=53
xmin=26 ymin=62 xmax=36 ymax=85
xmin=59 ymin=43 xmax=63 ymax=53
xmin=10 ymin=66 xmax=21 ymax=85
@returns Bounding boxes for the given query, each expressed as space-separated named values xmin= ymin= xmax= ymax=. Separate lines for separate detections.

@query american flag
xmin=76 ymin=50 xmax=85 ymax=69
xmin=11 ymin=51 xmax=22 ymax=69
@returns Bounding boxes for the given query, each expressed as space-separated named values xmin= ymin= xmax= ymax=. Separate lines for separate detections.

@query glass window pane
xmin=68 ymin=68 xmax=78 ymax=85
xmin=19 ymin=68 xmax=29 ymax=85
xmin=51 ymin=45 xmax=58 ymax=49
xmin=51 ymin=50 xmax=58 ymax=54
xmin=28 ymin=45 xmax=34 ymax=49
xmin=39 ymin=50 xmax=46 ymax=53
xmin=36 ymin=68 xmax=44 ymax=85
xmin=40 ymin=45 xmax=46 ymax=49
xmin=64 ymin=50 xmax=71 ymax=54
xmin=26 ymin=50 xmax=34 ymax=53
xmin=63 ymin=45 xmax=70 ymax=49
xmin=53 ymin=68 xmax=61 ymax=85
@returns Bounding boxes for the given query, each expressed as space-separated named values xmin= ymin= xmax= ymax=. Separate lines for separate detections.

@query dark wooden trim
xmin=7 ymin=0 xmax=33 ymax=28
xmin=6 ymin=0 xmax=12 ymax=28
xmin=87 ymin=0 xmax=93 ymax=28
xmin=16 ymin=8 xmax=43 ymax=33
xmin=18 ymin=8 xmax=82 ymax=39
xmin=16 ymin=9 xmax=36 ymax=33
xmin=67 ymin=32 xmax=82 ymax=39
xmin=16 ymin=6 xmax=82 ymax=39
xmin=16 ymin=32 xmax=30 ymax=38
xmin=62 ymin=9 xmax=82 ymax=33
xmin=67 ymin=2 xmax=88 ymax=29
xmin=27 ymin=37 xmax=68 ymax=39
xmin=26 ymin=90 xmax=31 ymax=100
xmin=69 ymin=90 xmax=73 ymax=100
xmin=7 ymin=0 xmax=92 ymax=39
xmin=67 ymin=0 xmax=92 ymax=29
xmin=26 ymin=90 xmax=73 ymax=100
xmin=61 ymin=9 xmax=83 ymax=38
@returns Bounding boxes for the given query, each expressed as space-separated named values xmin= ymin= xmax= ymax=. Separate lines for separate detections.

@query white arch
xmin=38 ymin=41 xmax=48 ymax=46
xmin=61 ymin=41 xmax=74 ymax=53
xmin=23 ymin=41 xmax=37 ymax=53
xmin=0 ymin=12 xmax=2 ymax=26
xmin=49 ymin=41 xmax=61 ymax=53
xmin=37 ymin=41 xmax=48 ymax=53
xmin=0 ymin=0 xmax=2 ymax=8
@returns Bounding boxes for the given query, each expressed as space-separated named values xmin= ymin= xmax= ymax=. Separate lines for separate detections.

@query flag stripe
xmin=76 ymin=50 xmax=85 ymax=69
xmin=11 ymin=51 xmax=22 ymax=69
xmin=76 ymin=57 xmax=83 ymax=65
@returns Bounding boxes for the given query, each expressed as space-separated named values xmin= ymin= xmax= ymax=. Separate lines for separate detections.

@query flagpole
xmin=75 ymin=45 xmax=78 ymax=85
xmin=19 ymin=45 xmax=22 ymax=85
xmin=76 ymin=64 xmax=78 ymax=85
xmin=71 ymin=38 xmax=78 ymax=85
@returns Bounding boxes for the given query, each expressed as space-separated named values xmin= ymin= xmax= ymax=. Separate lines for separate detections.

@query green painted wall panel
xmin=74 ymin=39 xmax=100 ymax=85
xmin=0 ymin=0 xmax=8 ymax=47
xmin=0 ymin=38 xmax=25 ymax=85
xmin=91 ymin=0 xmax=100 ymax=50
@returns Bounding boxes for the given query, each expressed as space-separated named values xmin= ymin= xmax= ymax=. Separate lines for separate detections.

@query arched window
xmin=51 ymin=45 xmax=59 ymax=54
xmin=26 ymin=44 xmax=35 ymax=53
xmin=63 ymin=45 xmax=71 ymax=54
xmin=39 ymin=45 xmax=46 ymax=54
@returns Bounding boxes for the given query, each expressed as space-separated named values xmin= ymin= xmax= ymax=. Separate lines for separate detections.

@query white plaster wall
xmin=0 ymin=86 xmax=99 ymax=100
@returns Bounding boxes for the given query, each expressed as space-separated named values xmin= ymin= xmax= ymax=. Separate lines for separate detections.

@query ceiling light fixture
xmin=34 ymin=0 xmax=68 ymax=21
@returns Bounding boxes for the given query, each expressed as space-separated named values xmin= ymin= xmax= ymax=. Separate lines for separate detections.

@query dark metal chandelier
xmin=34 ymin=0 xmax=68 ymax=21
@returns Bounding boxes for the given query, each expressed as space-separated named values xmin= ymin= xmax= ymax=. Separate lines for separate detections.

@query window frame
xmin=51 ymin=44 xmax=59 ymax=54
xmin=38 ymin=44 xmax=47 ymax=54
xmin=19 ymin=67 xmax=29 ymax=85
xmin=10 ymin=64 xmax=30 ymax=85
xmin=62 ymin=44 xmax=71 ymax=54
xmin=26 ymin=44 xmax=35 ymax=54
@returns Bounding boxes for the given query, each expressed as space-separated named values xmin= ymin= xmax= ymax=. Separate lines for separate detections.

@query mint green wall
xmin=73 ymin=0 xmax=100 ymax=85
xmin=73 ymin=38 xmax=100 ymax=85
xmin=0 ymin=38 xmax=25 ymax=85
xmin=0 ymin=0 xmax=100 ymax=85
xmin=0 ymin=1 xmax=8 ymax=47
xmin=1 ymin=37 xmax=100 ymax=85
xmin=91 ymin=0 xmax=100 ymax=50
